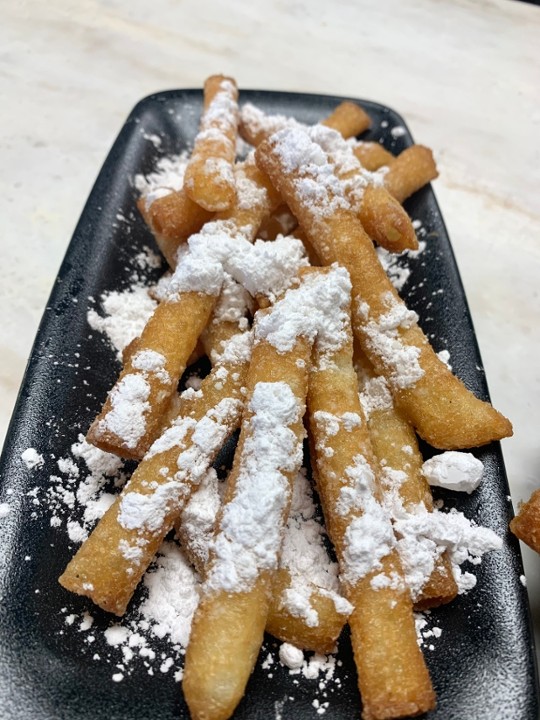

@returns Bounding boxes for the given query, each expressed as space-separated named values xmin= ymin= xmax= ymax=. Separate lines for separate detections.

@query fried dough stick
xmin=145 ymin=156 xmax=282 ymax=272
xmin=87 ymin=290 xmax=217 ymax=459
xmin=353 ymin=142 xmax=395 ymax=171
xmin=178 ymin=468 xmax=350 ymax=654
xmin=259 ymin=143 xmax=438 ymax=247
xmin=183 ymin=334 xmax=312 ymax=720
xmin=355 ymin=347 xmax=457 ymax=609
xmin=89 ymin=158 xmax=282 ymax=460
xmin=184 ymin=267 xmax=351 ymax=718
xmin=138 ymin=194 xmax=212 ymax=268
xmin=60 ymin=330 xmax=251 ymax=615
xmin=241 ymin=104 xmax=414 ymax=252
xmin=256 ymin=126 xmax=512 ymax=449
xmin=308 ymin=322 xmax=435 ymax=720
xmin=310 ymin=124 xmax=417 ymax=253
xmin=239 ymin=100 xmax=370 ymax=148
xmin=510 ymin=490 xmax=540 ymax=554
xmin=184 ymin=75 xmax=239 ymax=212
xmin=320 ymin=100 xmax=372 ymax=137
xmin=384 ymin=145 xmax=439 ymax=204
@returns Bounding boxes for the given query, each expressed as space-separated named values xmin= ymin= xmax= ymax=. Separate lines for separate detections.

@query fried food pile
xmin=59 ymin=75 xmax=512 ymax=720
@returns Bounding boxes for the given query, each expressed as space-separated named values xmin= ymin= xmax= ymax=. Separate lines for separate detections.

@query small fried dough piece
xmin=320 ymin=100 xmax=371 ymax=137
xmin=184 ymin=75 xmax=239 ymax=212
xmin=384 ymin=145 xmax=439 ymax=204
xmin=60 ymin=330 xmax=251 ymax=615
xmin=308 ymin=321 xmax=435 ymax=719
xmin=359 ymin=185 xmax=418 ymax=252
xmin=310 ymin=125 xmax=418 ymax=253
xmin=353 ymin=142 xmax=395 ymax=171
xmin=265 ymin=568 xmax=347 ymax=653
xmin=138 ymin=194 xmax=212 ymax=268
xmin=256 ymin=126 xmax=512 ymax=448
xmin=183 ymin=334 xmax=311 ymax=720
xmin=510 ymin=490 xmax=540 ymax=554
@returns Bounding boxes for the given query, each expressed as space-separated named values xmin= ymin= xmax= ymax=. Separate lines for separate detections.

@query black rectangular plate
xmin=0 ymin=90 xmax=537 ymax=720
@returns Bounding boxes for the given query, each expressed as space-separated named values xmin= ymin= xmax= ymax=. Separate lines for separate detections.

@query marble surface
xmin=2 ymin=0 xmax=540 ymax=672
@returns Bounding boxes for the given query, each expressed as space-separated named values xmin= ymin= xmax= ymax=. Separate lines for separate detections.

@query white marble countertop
xmin=2 ymin=0 xmax=540 ymax=676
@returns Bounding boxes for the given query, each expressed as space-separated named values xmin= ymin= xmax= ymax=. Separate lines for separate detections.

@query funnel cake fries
xmin=178 ymin=462 xmax=351 ymax=654
xmin=353 ymin=141 xmax=395 ymax=171
xmin=138 ymin=192 xmax=212 ymax=268
xmin=383 ymin=145 xmax=439 ymax=204
xmin=356 ymin=347 xmax=458 ymax=609
xmin=183 ymin=267 xmax=353 ymax=719
xmin=239 ymin=100 xmax=371 ymax=148
xmin=256 ymin=126 xmax=512 ymax=449
xmin=321 ymin=100 xmax=372 ymax=137
xmin=184 ymin=75 xmax=239 ymax=212
xmin=308 ymin=300 xmax=435 ymax=720
xmin=90 ymin=160 xmax=284 ymax=460
xmin=241 ymin=105 xmax=417 ymax=253
xmin=87 ymin=290 xmax=217 ymax=460
xmin=183 ymin=339 xmax=311 ymax=720
xmin=60 ymin=329 xmax=251 ymax=615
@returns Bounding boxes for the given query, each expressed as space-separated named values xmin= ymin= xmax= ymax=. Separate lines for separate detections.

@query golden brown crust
xmin=353 ymin=142 xmax=395 ymax=171
xmin=183 ymin=329 xmax=312 ymax=720
xmin=384 ymin=145 xmax=439 ymax=204
xmin=184 ymin=75 xmax=239 ymax=212
xmin=321 ymin=100 xmax=372 ymax=138
xmin=307 ymin=331 xmax=435 ymax=719
xmin=510 ymin=489 xmax=540 ymax=554
xmin=142 ymin=193 xmax=212 ymax=267
xmin=60 ymin=333 xmax=250 ymax=615
xmin=255 ymin=135 xmax=512 ymax=449
xmin=87 ymin=292 xmax=216 ymax=460
xmin=359 ymin=185 xmax=418 ymax=252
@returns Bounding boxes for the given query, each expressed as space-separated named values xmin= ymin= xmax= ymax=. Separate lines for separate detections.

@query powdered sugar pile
xmin=134 ymin=152 xmax=189 ymax=210
xmin=422 ymin=451 xmax=484 ymax=494
xmin=279 ymin=469 xmax=352 ymax=626
xmin=269 ymin=126 xmax=350 ymax=220
xmin=87 ymin=285 xmax=157 ymax=360
xmin=21 ymin=448 xmax=44 ymax=469
xmin=206 ymin=382 xmax=303 ymax=593
xmin=255 ymin=266 xmax=351 ymax=358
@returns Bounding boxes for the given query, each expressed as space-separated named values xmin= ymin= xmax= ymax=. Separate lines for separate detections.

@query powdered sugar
xmin=134 ymin=153 xmax=189 ymax=210
xmin=270 ymin=126 xmax=350 ymax=219
xmin=21 ymin=448 xmax=44 ymax=469
xmin=119 ymin=481 xmax=184 ymax=533
xmin=205 ymin=382 xmax=303 ymax=593
xmin=99 ymin=374 xmax=151 ymax=449
xmin=178 ymin=469 xmax=222 ymax=568
xmin=393 ymin=507 xmax=502 ymax=597
xmin=168 ymin=224 xmax=308 ymax=302
xmin=140 ymin=541 xmax=201 ymax=647
xmin=356 ymin=291 xmax=424 ymax=390
xmin=255 ymin=266 xmax=351 ymax=358
xmin=279 ymin=470 xmax=352 ymax=626
xmin=87 ymin=285 xmax=157 ymax=361
xmin=422 ymin=452 xmax=484 ymax=494
xmin=358 ymin=375 xmax=394 ymax=419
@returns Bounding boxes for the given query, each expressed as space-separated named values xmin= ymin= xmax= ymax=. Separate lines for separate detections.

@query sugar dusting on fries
xmin=14 ymin=77 xmax=515 ymax=719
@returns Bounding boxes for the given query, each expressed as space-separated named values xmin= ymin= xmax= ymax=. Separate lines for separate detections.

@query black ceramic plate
xmin=0 ymin=91 xmax=537 ymax=720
